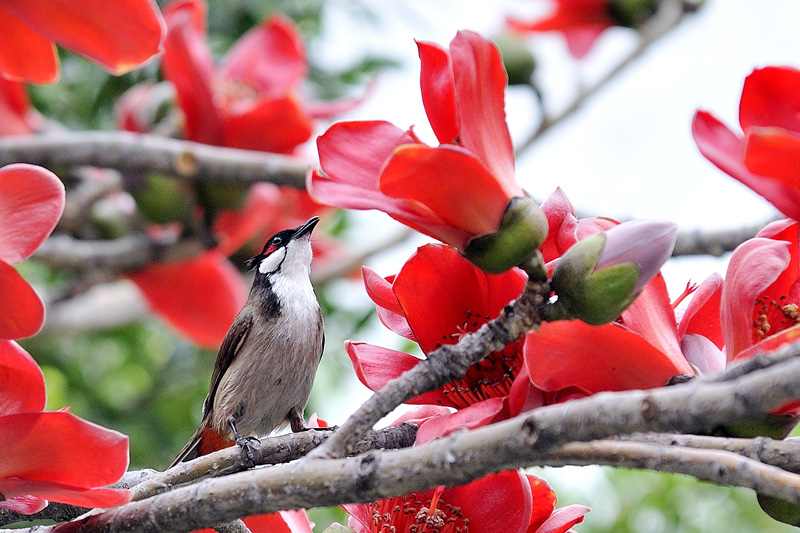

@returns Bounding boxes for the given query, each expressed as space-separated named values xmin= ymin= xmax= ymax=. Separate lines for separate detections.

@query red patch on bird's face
xmin=263 ymin=243 xmax=280 ymax=256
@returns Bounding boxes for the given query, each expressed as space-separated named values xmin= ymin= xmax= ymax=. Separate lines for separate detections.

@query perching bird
xmin=169 ymin=216 xmax=324 ymax=467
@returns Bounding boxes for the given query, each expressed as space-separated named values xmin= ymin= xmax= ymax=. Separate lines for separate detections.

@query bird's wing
xmin=202 ymin=309 xmax=253 ymax=417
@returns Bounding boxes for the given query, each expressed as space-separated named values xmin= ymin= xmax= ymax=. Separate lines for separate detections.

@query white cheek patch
xmin=258 ymin=247 xmax=286 ymax=274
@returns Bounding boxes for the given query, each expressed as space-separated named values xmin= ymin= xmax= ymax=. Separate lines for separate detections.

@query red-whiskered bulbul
xmin=169 ymin=216 xmax=324 ymax=467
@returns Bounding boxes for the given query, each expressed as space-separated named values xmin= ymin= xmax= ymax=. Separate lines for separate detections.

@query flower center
xmin=212 ymin=77 xmax=258 ymax=108
xmin=367 ymin=488 xmax=469 ymax=532
xmin=753 ymin=295 xmax=800 ymax=341
xmin=434 ymin=310 xmax=522 ymax=410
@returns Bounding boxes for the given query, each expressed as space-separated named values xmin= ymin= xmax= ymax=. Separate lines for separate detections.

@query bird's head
xmin=246 ymin=216 xmax=319 ymax=278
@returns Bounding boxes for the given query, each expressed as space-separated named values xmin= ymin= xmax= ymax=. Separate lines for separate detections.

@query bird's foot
xmin=229 ymin=420 xmax=262 ymax=467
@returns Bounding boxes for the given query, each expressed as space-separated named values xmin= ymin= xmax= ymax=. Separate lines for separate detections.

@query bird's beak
xmin=292 ymin=216 xmax=320 ymax=240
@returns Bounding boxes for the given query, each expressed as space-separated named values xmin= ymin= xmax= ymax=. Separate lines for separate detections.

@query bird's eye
xmin=272 ymin=236 xmax=283 ymax=246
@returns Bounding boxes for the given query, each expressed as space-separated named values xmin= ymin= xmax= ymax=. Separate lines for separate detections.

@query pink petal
xmin=127 ymin=251 xmax=247 ymax=348
xmin=0 ymin=164 xmax=65 ymax=264
xmin=739 ymin=66 xmax=800 ymax=134
xmin=2 ymin=0 xmax=164 ymax=78
xmin=0 ymin=260 xmax=44 ymax=340
xmin=0 ymin=340 xmax=45 ymax=416
xmin=722 ymin=237 xmax=791 ymax=360
xmin=449 ymin=31 xmax=518 ymax=192
xmin=0 ymin=494 xmax=47 ymax=514
xmin=678 ymin=273 xmax=724 ymax=348
xmin=417 ymin=39 xmax=458 ymax=145
xmin=681 ymin=334 xmax=725 ymax=374
xmin=535 ymin=505 xmax=591 ymax=533
xmin=414 ymin=398 xmax=504 ymax=445
xmin=221 ymin=14 xmax=307 ymax=96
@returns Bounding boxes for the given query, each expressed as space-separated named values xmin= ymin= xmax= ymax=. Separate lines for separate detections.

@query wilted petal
xmin=0 ymin=261 xmax=44 ymax=340
xmin=2 ymin=0 xmax=164 ymax=78
xmin=0 ymin=163 xmax=65 ymax=265
xmin=0 ymin=340 xmax=45 ymax=415
xmin=128 ymin=251 xmax=247 ymax=348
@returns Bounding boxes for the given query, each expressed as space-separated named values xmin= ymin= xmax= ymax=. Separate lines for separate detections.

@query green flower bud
xmin=463 ymin=196 xmax=548 ymax=274
xmin=131 ymin=173 xmax=194 ymax=224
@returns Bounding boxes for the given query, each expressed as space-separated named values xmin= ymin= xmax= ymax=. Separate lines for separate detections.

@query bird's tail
xmin=167 ymin=422 xmax=234 ymax=469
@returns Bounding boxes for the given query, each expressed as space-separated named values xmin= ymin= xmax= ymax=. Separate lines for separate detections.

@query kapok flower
xmin=160 ymin=0 xmax=356 ymax=154
xmin=345 ymin=469 xmax=588 ymax=533
xmin=693 ymin=66 xmax=800 ymax=221
xmin=0 ymin=340 xmax=131 ymax=514
xmin=0 ymin=0 xmax=164 ymax=84
xmin=0 ymin=164 xmax=64 ymax=339
xmin=507 ymin=0 xmax=659 ymax=59
xmin=0 ymin=77 xmax=40 ymax=135
xmin=310 ymin=30 xmax=547 ymax=273
xmin=551 ymin=219 xmax=678 ymax=325
xmin=348 ymin=244 xmax=546 ymax=442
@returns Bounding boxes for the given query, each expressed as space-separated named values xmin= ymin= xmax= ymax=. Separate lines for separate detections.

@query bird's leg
xmin=229 ymin=419 xmax=261 ymax=466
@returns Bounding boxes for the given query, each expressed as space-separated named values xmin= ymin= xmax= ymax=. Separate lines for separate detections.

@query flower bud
xmin=607 ymin=0 xmax=660 ymax=28
xmin=552 ymin=220 xmax=677 ymax=325
xmin=463 ymin=196 xmax=548 ymax=274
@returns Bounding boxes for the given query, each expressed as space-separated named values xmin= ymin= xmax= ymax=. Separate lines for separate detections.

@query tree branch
xmin=0 ymin=132 xmax=308 ymax=188
xmin=18 ymin=344 xmax=800 ymax=533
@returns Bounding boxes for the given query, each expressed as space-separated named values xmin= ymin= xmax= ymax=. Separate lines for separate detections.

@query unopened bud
xmin=463 ymin=196 xmax=548 ymax=274
xmin=552 ymin=220 xmax=677 ymax=325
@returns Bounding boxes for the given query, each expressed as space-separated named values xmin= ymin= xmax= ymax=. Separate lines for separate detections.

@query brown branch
xmin=0 ymin=132 xmax=308 ymax=188
xmin=308 ymin=278 xmax=553 ymax=459
xmin=672 ymin=220 xmax=775 ymax=257
xmin=19 ymin=344 xmax=800 ymax=533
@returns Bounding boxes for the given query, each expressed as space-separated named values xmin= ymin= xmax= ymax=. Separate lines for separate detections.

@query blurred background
xmin=15 ymin=0 xmax=800 ymax=530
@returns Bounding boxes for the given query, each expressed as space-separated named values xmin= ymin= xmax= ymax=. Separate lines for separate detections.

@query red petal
xmin=0 ymin=261 xmax=44 ymax=340
xmin=162 ymin=4 xmax=222 ymax=146
xmin=0 ymin=6 xmax=57 ymax=83
xmin=222 ymin=95 xmax=313 ymax=153
xmin=414 ymin=398 xmax=504 ymax=445
xmin=722 ymin=237 xmax=791 ymax=360
xmin=417 ymin=39 xmax=458 ymax=144
xmin=0 ymin=340 xmax=45 ymax=415
xmin=391 ymin=244 xmax=526 ymax=353
xmin=540 ymin=188 xmax=578 ymax=263
xmin=390 ymin=405 xmax=451 ymax=426
xmin=213 ymin=183 xmax=282 ymax=257
xmin=0 ymin=76 xmax=39 ymax=135
xmin=221 ymin=14 xmax=307 ymax=96
xmin=744 ymin=129 xmax=800 ymax=220
xmin=0 ymin=495 xmax=46 ymax=514
xmin=692 ymin=110 xmax=800 ymax=220
xmin=361 ymin=266 xmax=414 ymax=341
xmin=678 ymin=273 xmax=724 ymax=348
xmin=739 ymin=66 xmax=800 ymax=134
xmin=449 ymin=31 xmax=519 ymax=191
xmin=0 ymin=164 xmax=65 ymax=264
xmin=127 ymin=251 xmax=247 ymax=348
xmin=2 ymin=0 xmax=164 ymax=77
xmin=379 ymin=144 xmax=512 ymax=246
xmin=0 ymin=411 xmax=130 ymax=507
xmin=619 ymin=274 xmax=688 ymax=370
xmin=445 ymin=470 xmax=540 ymax=533
xmin=526 ymin=321 xmax=691 ymax=394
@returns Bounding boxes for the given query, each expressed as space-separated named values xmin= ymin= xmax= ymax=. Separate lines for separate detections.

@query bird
xmin=169 ymin=216 xmax=325 ymax=467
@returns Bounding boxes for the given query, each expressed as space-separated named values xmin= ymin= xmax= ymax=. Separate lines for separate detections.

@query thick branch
xmin=310 ymin=279 xmax=552 ymax=459
xmin=25 ymin=347 xmax=800 ymax=533
xmin=0 ymin=132 xmax=308 ymax=188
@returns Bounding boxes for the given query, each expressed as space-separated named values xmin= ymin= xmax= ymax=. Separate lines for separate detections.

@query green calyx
xmin=551 ymin=233 xmax=641 ymax=325
xmin=463 ymin=196 xmax=548 ymax=274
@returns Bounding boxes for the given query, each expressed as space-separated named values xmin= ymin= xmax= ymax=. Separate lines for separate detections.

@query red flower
xmin=194 ymin=509 xmax=313 ymax=533
xmin=0 ymin=0 xmax=164 ymax=84
xmin=160 ymin=0 xmax=352 ymax=154
xmin=347 ymin=244 xmax=543 ymax=442
xmin=693 ymin=66 xmax=800 ymax=221
xmin=344 ymin=469 xmax=588 ymax=533
xmin=0 ymin=164 xmax=64 ymax=339
xmin=0 ymin=77 xmax=40 ymax=135
xmin=721 ymin=219 xmax=800 ymax=363
xmin=507 ymin=0 xmax=616 ymax=59
xmin=309 ymin=31 xmax=527 ymax=252
xmin=0 ymin=340 xmax=131 ymax=514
